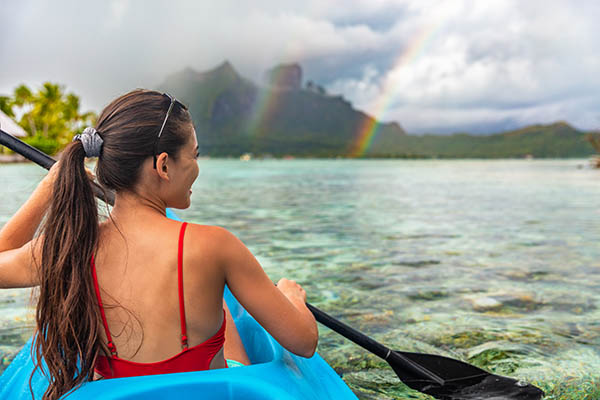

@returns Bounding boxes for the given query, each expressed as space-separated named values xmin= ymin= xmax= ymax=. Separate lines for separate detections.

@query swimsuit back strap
xmin=91 ymin=253 xmax=118 ymax=357
xmin=178 ymin=222 xmax=189 ymax=349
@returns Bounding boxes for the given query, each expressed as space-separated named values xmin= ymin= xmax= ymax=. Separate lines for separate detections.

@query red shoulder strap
xmin=91 ymin=254 xmax=118 ymax=357
xmin=178 ymin=222 xmax=189 ymax=349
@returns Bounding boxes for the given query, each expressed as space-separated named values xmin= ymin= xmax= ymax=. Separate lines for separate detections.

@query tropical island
xmin=1 ymin=62 xmax=598 ymax=160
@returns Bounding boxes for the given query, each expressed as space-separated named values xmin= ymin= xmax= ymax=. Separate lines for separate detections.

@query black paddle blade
xmin=390 ymin=351 xmax=544 ymax=400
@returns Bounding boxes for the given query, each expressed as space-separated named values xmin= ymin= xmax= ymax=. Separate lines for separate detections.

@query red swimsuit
xmin=92 ymin=222 xmax=227 ymax=378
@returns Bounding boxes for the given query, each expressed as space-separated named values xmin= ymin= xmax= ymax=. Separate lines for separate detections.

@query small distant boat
xmin=240 ymin=153 xmax=252 ymax=161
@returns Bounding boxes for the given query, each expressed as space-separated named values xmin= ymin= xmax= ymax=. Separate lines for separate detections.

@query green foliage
xmin=365 ymin=122 xmax=595 ymax=159
xmin=22 ymin=135 xmax=60 ymax=155
xmin=0 ymin=96 xmax=14 ymax=117
xmin=1 ymin=82 xmax=96 ymax=155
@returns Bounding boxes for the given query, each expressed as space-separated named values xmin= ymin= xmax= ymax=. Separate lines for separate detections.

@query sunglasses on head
xmin=153 ymin=93 xmax=188 ymax=169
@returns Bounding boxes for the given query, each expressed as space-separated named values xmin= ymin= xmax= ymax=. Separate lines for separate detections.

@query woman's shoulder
xmin=182 ymin=223 xmax=241 ymax=260
xmin=183 ymin=222 xmax=233 ymax=241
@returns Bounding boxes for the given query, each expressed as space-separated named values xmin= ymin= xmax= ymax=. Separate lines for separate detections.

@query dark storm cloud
xmin=1 ymin=0 xmax=598 ymax=134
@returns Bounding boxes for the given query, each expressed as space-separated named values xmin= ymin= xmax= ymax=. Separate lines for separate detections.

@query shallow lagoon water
xmin=1 ymin=159 xmax=599 ymax=399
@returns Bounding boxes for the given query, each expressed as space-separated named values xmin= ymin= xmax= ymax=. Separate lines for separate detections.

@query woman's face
xmin=167 ymin=126 xmax=200 ymax=209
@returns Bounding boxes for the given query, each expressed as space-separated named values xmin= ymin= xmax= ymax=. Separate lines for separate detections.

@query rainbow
xmin=349 ymin=24 xmax=440 ymax=157
xmin=248 ymin=64 xmax=296 ymax=137
xmin=248 ymin=85 xmax=280 ymax=137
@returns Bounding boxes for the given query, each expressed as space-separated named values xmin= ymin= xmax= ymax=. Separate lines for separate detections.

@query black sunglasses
xmin=153 ymin=93 xmax=188 ymax=169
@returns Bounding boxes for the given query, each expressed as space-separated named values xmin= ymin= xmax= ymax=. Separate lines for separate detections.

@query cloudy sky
xmin=1 ymin=0 xmax=599 ymax=134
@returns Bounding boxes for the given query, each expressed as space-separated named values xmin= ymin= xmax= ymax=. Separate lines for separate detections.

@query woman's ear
xmin=155 ymin=152 xmax=170 ymax=181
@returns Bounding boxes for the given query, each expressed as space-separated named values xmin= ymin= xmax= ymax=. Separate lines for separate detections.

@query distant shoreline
xmin=0 ymin=154 xmax=27 ymax=163
xmin=1 ymin=155 xmax=596 ymax=165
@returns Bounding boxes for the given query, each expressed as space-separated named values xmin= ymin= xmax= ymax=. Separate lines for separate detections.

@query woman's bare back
xmin=93 ymin=217 xmax=226 ymax=367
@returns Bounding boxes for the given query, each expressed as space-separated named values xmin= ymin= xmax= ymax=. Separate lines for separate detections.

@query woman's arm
xmin=0 ymin=242 xmax=39 ymax=288
xmin=215 ymin=227 xmax=318 ymax=358
xmin=0 ymin=167 xmax=55 ymax=252
xmin=0 ymin=164 xmax=59 ymax=288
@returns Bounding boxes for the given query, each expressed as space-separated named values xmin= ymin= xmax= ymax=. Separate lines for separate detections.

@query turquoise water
xmin=1 ymin=159 xmax=600 ymax=399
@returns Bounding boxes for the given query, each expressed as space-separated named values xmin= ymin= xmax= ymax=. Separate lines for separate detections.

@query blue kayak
xmin=0 ymin=211 xmax=358 ymax=399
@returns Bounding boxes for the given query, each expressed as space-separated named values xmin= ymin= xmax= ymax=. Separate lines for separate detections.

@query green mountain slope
xmin=159 ymin=62 xmax=594 ymax=158
xmin=366 ymin=122 xmax=593 ymax=158
xmin=158 ymin=62 xmax=406 ymax=157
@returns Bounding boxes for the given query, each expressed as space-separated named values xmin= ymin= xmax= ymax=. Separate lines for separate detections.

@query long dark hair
xmin=33 ymin=89 xmax=192 ymax=399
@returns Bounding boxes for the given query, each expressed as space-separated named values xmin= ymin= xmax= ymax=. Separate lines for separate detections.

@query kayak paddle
xmin=0 ymin=127 xmax=114 ymax=204
xmin=308 ymin=303 xmax=544 ymax=399
xmin=0 ymin=128 xmax=544 ymax=399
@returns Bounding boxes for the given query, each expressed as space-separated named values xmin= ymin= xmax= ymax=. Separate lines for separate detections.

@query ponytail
xmin=29 ymin=89 xmax=192 ymax=399
xmin=33 ymin=140 xmax=101 ymax=399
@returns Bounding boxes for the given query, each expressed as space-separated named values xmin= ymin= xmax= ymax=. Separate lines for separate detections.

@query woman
xmin=0 ymin=90 xmax=318 ymax=400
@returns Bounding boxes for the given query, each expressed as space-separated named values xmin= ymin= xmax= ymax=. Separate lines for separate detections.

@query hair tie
xmin=73 ymin=127 xmax=103 ymax=157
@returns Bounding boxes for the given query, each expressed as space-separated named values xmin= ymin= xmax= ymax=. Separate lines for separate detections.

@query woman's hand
xmin=276 ymin=278 xmax=307 ymax=305
xmin=216 ymin=226 xmax=318 ymax=357
xmin=39 ymin=161 xmax=61 ymax=192
xmin=40 ymin=162 xmax=95 ymax=192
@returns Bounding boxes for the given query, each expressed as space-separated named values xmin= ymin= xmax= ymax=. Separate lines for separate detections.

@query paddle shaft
xmin=306 ymin=303 xmax=444 ymax=385
xmin=2 ymin=128 xmax=444 ymax=386
xmin=0 ymin=128 xmax=114 ymax=205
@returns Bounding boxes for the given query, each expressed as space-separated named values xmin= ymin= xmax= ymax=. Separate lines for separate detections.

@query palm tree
xmin=0 ymin=96 xmax=14 ymax=118
xmin=36 ymin=82 xmax=62 ymax=139
xmin=13 ymin=85 xmax=37 ymax=136
xmin=6 ymin=83 xmax=97 ymax=154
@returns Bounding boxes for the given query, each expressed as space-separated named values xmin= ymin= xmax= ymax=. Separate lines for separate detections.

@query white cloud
xmin=325 ymin=0 xmax=600 ymax=132
xmin=106 ymin=0 xmax=130 ymax=29
xmin=1 ymin=0 xmax=598 ymax=133
xmin=323 ymin=65 xmax=381 ymax=109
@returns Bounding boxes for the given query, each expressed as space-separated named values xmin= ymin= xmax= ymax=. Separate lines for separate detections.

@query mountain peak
xmin=162 ymin=67 xmax=201 ymax=85
xmin=550 ymin=121 xmax=573 ymax=129
xmin=265 ymin=63 xmax=302 ymax=90
xmin=182 ymin=66 xmax=197 ymax=75
xmin=158 ymin=61 xmax=411 ymax=157
xmin=209 ymin=60 xmax=238 ymax=77
xmin=217 ymin=60 xmax=234 ymax=70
